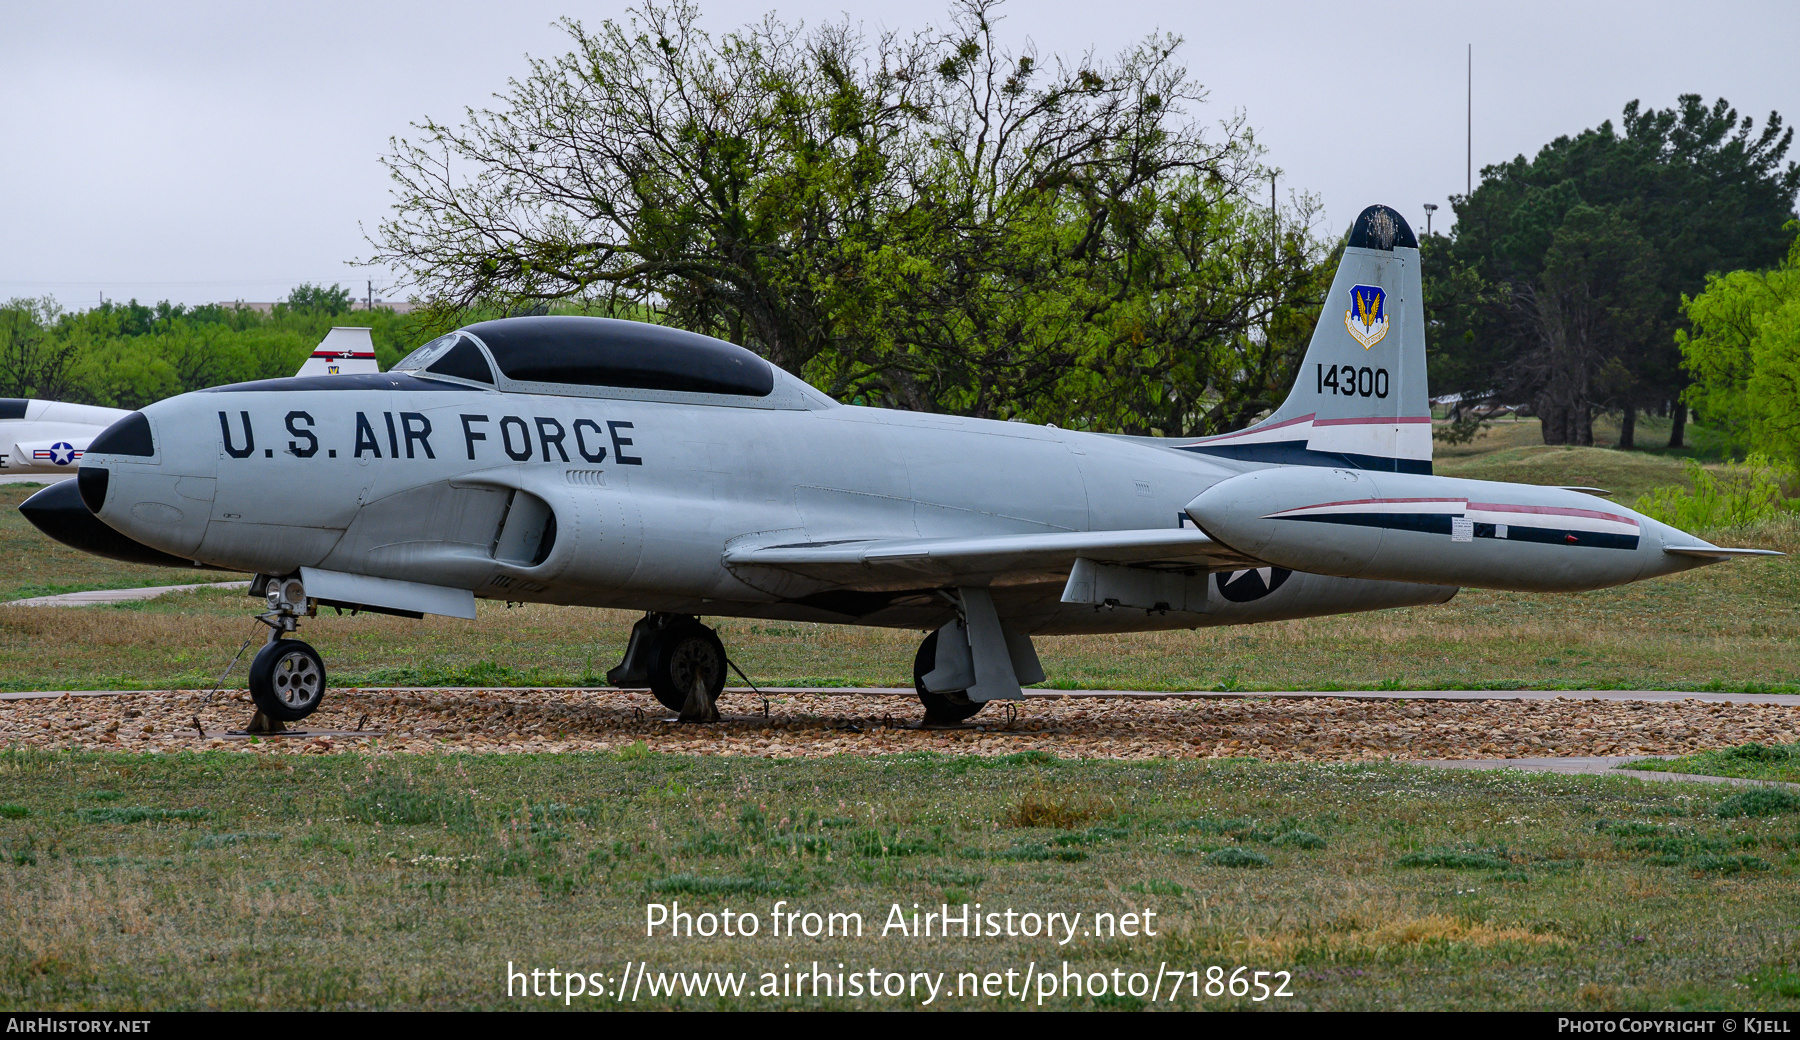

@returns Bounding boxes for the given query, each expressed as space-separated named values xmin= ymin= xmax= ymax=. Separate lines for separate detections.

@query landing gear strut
xmin=609 ymin=613 xmax=727 ymax=722
xmin=245 ymin=575 xmax=328 ymax=725
xmin=913 ymin=629 xmax=984 ymax=725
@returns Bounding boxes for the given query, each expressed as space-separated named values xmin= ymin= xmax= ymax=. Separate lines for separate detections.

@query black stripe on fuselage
xmin=202 ymin=374 xmax=471 ymax=393
xmin=1275 ymin=513 xmax=1640 ymax=551
xmin=1177 ymin=440 xmax=1433 ymax=475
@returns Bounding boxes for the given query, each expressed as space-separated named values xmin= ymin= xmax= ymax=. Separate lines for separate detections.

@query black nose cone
xmin=18 ymin=478 xmax=207 ymax=569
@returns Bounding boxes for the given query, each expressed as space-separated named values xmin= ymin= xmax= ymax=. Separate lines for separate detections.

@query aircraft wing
xmin=723 ymin=528 xmax=1260 ymax=589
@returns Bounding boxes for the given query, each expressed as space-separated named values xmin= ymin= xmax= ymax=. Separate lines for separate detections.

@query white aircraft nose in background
xmin=1 ymin=325 xmax=383 ymax=482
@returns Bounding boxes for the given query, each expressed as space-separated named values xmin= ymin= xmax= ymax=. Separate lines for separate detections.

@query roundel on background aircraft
xmin=1214 ymin=566 xmax=1291 ymax=602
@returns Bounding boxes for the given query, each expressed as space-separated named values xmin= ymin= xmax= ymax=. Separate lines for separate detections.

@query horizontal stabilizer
xmin=1663 ymin=546 xmax=1785 ymax=559
xmin=724 ymin=528 xmax=1259 ymax=589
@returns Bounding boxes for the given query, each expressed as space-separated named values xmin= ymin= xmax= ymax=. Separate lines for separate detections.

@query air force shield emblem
xmin=1344 ymin=284 xmax=1389 ymax=349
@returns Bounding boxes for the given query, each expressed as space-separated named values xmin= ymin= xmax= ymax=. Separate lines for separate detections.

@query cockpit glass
xmin=426 ymin=337 xmax=495 ymax=384
xmin=459 ymin=317 xmax=775 ymax=397
xmin=392 ymin=334 xmax=460 ymax=372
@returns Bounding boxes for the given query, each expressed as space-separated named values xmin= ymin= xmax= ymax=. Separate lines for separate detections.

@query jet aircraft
xmin=2 ymin=326 xmax=381 ymax=479
xmin=20 ymin=206 xmax=1780 ymax=725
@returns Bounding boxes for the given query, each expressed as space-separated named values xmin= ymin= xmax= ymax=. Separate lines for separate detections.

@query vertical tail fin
xmin=295 ymin=327 xmax=381 ymax=378
xmin=1178 ymin=204 xmax=1432 ymax=473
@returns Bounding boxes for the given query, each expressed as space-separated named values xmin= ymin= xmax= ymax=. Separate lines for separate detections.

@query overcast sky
xmin=2 ymin=0 xmax=1794 ymax=310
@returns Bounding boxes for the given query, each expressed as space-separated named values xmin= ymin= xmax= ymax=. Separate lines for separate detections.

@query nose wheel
xmin=248 ymin=638 xmax=328 ymax=721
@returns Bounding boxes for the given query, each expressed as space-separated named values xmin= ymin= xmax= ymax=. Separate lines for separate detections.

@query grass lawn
xmin=3 ymin=749 xmax=1800 ymax=1010
xmin=1626 ymin=742 xmax=1800 ymax=786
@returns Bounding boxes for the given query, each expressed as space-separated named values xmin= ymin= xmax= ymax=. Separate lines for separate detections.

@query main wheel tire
xmin=913 ymin=629 xmax=984 ymax=724
xmin=247 ymin=638 xmax=327 ymax=722
xmin=648 ymin=621 xmax=727 ymax=714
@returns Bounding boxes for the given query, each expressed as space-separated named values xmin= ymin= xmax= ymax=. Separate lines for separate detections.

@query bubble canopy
xmin=394 ymin=316 xmax=775 ymax=397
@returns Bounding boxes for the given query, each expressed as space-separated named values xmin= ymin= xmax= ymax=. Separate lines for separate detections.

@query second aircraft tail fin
xmin=295 ymin=327 xmax=381 ymax=378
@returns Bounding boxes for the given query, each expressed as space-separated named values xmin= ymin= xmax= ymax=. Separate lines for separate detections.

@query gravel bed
xmin=3 ymin=687 xmax=1797 ymax=761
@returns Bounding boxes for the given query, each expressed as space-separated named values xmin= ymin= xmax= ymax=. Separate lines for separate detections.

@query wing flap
xmin=724 ymin=528 xmax=1259 ymax=589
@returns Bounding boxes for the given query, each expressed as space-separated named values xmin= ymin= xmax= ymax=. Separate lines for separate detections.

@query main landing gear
xmin=913 ymin=630 xmax=984 ymax=725
xmin=609 ymin=613 xmax=728 ymax=722
xmin=911 ymin=588 xmax=1042 ymax=727
xmin=245 ymin=575 xmax=328 ymax=728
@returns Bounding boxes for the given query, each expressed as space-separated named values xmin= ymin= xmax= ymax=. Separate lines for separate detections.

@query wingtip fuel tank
xmin=1184 ymin=466 xmax=1758 ymax=593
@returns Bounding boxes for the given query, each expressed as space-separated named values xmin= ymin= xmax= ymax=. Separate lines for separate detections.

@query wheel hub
xmin=272 ymin=650 xmax=323 ymax=708
xmin=668 ymin=637 xmax=719 ymax=692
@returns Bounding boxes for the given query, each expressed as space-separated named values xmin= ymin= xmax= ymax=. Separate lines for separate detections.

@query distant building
xmin=215 ymin=300 xmax=423 ymax=315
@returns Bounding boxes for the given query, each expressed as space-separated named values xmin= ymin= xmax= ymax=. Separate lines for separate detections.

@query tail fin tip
xmin=1347 ymin=204 xmax=1419 ymax=251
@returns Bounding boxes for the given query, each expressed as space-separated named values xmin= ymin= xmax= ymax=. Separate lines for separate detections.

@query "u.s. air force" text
xmin=216 ymin=410 xmax=643 ymax=465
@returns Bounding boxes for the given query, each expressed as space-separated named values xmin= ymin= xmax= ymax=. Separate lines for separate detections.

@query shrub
xmin=77 ymin=807 xmax=206 ymax=824
xmin=1723 ymin=742 xmax=1798 ymax=763
xmin=1395 ymin=850 xmax=1509 ymax=870
xmin=1714 ymin=788 xmax=1800 ymax=818
xmin=1208 ymin=847 xmax=1271 ymax=868
xmin=1004 ymin=789 xmax=1096 ymax=829
xmin=646 ymin=875 xmax=792 ymax=896
xmin=1635 ymin=454 xmax=1794 ymax=530
xmin=346 ymin=779 xmax=475 ymax=828
xmin=1688 ymin=854 xmax=1771 ymax=874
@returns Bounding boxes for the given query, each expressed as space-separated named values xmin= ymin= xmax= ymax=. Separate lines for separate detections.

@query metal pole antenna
xmin=1466 ymin=44 xmax=1472 ymax=197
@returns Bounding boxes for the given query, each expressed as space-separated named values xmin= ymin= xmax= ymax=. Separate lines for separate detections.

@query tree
xmin=370 ymin=0 xmax=1328 ymax=432
xmin=1429 ymin=95 xmax=1800 ymax=446
xmin=1517 ymin=206 xmax=1659 ymax=444
xmin=282 ymin=283 xmax=354 ymax=316
xmin=1678 ymin=225 xmax=1800 ymax=464
xmin=0 ymin=298 xmax=75 ymax=400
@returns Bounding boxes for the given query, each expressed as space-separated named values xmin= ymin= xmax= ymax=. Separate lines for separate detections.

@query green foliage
xmin=1433 ymin=412 xmax=1488 ymax=445
xmin=76 ymin=807 xmax=207 ymax=824
xmin=1206 ymin=846 xmax=1270 ymax=868
xmin=1634 ymin=453 xmax=1794 ymax=528
xmin=282 ymin=283 xmax=354 ymax=316
xmin=1713 ymin=788 xmax=1800 ymax=819
xmin=1428 ymin=96 xmax=1800 ymax=446
xmin=1395 ymin=849 xmax=1509 ymax=870
xmin=0 ymin=298 xmax=76 ymax=399
xmin=372 ymin=0 xmax=1331 ymax=434
xmin=0 ymin=295 xmax=434 ymax=408
xmin=345 ymin=779 xmax=476 ymax=829
xmin=1678 ymin=226 xmax=1800 ymax=463
xmin=645 ymin=874 xmax=795 ymax=896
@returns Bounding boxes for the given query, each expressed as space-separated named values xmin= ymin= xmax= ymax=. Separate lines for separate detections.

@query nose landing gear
xmin=244 ymin=574 xmax=329 ymax=727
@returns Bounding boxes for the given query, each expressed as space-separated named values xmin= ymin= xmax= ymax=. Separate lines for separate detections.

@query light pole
xmin=1422 ymin=203 xmax=1438 ymax=238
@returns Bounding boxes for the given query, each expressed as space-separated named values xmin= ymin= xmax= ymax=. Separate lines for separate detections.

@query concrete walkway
xmin=1415 ymin=755 xmax=1800 ymax=789
xmin=1 ymin=581 xmax=249 ymax=608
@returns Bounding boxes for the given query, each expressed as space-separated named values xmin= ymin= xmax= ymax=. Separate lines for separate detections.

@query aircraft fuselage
xmin=75 ymin=374 xmax=1456 ymax=635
